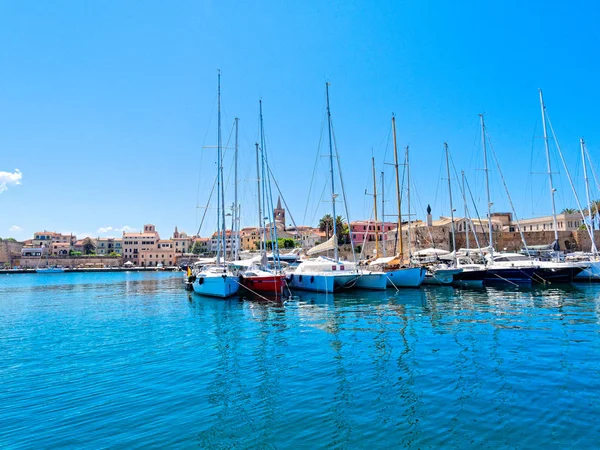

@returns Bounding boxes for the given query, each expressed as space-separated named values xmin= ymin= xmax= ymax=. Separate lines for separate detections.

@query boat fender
xmin=289 ymin=274 xmax=294 ymax=280
xmin=188 ymin=275 xmax=196 ymax=283
xmin=310 ymin=276 xmax=315 ymax=284
xmin=198 ymin=277 xmax=204 ymax=285
xmin=299 ymin=275 xmax=303 ymax=282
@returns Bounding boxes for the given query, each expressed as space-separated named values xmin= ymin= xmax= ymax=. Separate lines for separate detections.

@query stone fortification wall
xmin=0 ymin=241 xmax=25 ymax=266
xmin=359 ymin=229 xmax=600 ymax=257
xmin=17 ymin=256 xmax=122 ymax=269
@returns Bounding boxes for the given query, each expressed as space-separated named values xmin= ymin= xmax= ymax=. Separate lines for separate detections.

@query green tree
xmin=561 ymin=208 xmax=577 ymax=214
xmin=191 ymin=241 xmax=204 ymax=254
xmin=82 ymin=237 xmax=96 ymax=255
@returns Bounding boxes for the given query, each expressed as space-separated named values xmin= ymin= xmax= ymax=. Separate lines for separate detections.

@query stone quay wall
xmin=17 ymin=256 xmax=122 ymax=269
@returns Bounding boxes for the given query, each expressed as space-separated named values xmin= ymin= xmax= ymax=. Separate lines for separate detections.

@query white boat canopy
xmin=307 ymin=236 xmax=336 ymax=256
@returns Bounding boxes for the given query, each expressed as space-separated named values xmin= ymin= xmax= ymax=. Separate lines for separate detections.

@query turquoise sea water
xmin=1 ymin=271 xmax=600 ymax=448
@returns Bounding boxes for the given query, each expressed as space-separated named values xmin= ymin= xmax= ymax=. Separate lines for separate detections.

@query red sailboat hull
xmin=240 ymin=275 xmax=286 ymax=295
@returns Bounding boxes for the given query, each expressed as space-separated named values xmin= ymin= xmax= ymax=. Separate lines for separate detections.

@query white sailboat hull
xmin=385 ymin=267 xmax=426 ymax=288
xmin=287 ymin=272 xmax=335 ymax=293
xmin=192 ymin=274 xmax=240 ymax=298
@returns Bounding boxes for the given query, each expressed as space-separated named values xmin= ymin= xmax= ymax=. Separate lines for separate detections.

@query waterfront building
xmin=172 ymin=227 xmax=193 ymax=255
xmin=32 ymin=231 xmax=76 ymax=248
xmin=21 ymin=246 xmax=44 ymax=257
xmin=51 ymin=242 xmax=71 ymax=256
xmin=516 ymin=213 xmax=584 ymax=232
xmin=350 ymin=220 xmax=396 ymax=245
xmin=95 ymin=237 xmax=123 ymax=255
xmin=209 ymin=230 xmax=238 ymax=254
xmin=122 ymin=224 xmax=177 ymax=267
xmin=240 ymin=227 xmax=259 ymax=251
xmin=192 ymin=237 xmax=210 ymax=254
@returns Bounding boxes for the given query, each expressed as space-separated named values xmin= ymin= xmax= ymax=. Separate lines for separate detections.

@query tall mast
xmin=255 ymin=142 xmax=263 ymax=255
xmin=462 ymin=170 xmax=469 ymax=251
xmin=480 ymin=114 xmax=494 ymax=258
xmin=325 ymin=82 xmax=339 ymax=263
xmin=406 ymin=145 xmax=412 ymax=259
xmin=539 ymin=89 xmax=560 ymax=247
xmin=372 ymin=157 xmax=379 ymax=257
xmin=259 ymin=100 xmax=269 ymax=254
xmin=381 ymin=171 xmax=386 ymax=257
xmin=581 ymin=138 xmax=597 ymax=252
xmin=445 ymin=143 xmax=456 ymax=253
xmin=216 ymin=70 xmax=225 ymax=264
xmin=233 ymin=117 xmax=239 ymax=261
xmin=392 ymin=115 xmax=403 ymax=258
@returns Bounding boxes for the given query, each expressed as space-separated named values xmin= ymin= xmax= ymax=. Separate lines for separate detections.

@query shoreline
xmin=0 ymin=267 xmax=181 ymax=274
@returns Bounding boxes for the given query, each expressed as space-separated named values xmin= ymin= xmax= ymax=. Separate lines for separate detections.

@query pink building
xmin=350 ymin=221 xmax=396 ymax=245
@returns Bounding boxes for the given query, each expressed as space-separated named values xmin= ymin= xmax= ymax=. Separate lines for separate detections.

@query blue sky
xmin=1 ymin=0 xmax=599 ymax=240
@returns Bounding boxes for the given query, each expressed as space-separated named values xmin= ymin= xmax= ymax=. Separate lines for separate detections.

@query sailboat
xmin=367 ymin=115 xmax=426 ymax=288
xmin=287 ymin=83 xmax=387 ymax=293
xmin=570 ymin=137 xmax=600 ymax=280
xmin=451 ymin=171 xmax=487 ymax=287
xmin=419 ymin=143 xmax=463 ymax=286
xmin=192 ymin=71 xmax=240 ymax=298
xmin=483 ymin=92 xmax=585 ymax=284
xmin=239 ymin=102 xmax=286 ymax=296
xmin=523 ymin=89 xmax=585 ymax=283
xmin=470 ymin=113 xmax=536 ymax=286
xmin=36 ymin=244 xmax=65 ymax=273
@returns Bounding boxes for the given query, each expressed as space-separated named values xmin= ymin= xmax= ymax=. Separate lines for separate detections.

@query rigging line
xmin=266 ymin=163 xmax=300 ymax=236
xmin=432 ymin=148 xmax=444 ymax=219
xmin=222 ymin=120 xmax=237 ymax=200
xmin=409 ymin=167 xmax=436 ymax=249
xmin=331 ymin=120 xmax=357 ymax=262
xmin=195 ymin=92 xmax=219 ymax=232
xmin=545 ymin=111 xmax=596 ymax=248
xmin=585 ymin=148 xmax=600 ymax=199
xmin=464 ymin=174 xmax=490 ymax=248
xmin=196 ymin=173 xmax=219 ymax=237
xmin=302 ymin=105 xmax=327 ymax=227
xmin=448 ymin=154 xmax=481 ymax=252
xmin=484 ymin=131 xmax=529 ymax=253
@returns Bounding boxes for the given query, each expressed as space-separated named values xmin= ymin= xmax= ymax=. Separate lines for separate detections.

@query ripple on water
xmin=2 ymin=274 xmax=600 ymax=447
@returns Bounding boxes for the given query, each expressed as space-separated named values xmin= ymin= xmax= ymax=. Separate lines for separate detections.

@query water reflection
xmin=5 ymin=273 xmax=600 ymax=447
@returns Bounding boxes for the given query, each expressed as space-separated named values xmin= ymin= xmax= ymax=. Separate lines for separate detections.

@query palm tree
xmin=318 ymin=214 xmax=333 ymax=239
xmin=561 ymin=208 xmax=577 ymax=214
xmin=318 ymin=214 xmax=348 ymax=244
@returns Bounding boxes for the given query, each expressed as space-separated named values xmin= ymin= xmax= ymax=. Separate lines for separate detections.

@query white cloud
xmin=97 ymin=225 xmax=136 ymax=235
xmin=9 ymin=225 xmax=22 ymax=232
xmin=0 ymin=169 xmax=22 ymax=193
